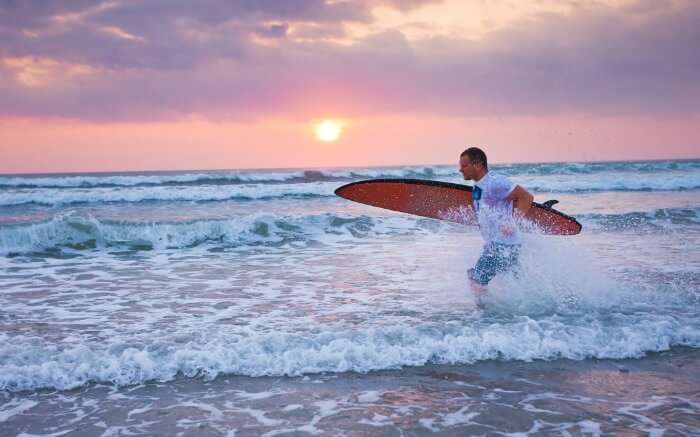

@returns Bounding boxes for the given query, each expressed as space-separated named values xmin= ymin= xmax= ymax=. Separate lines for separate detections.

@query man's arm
xmin=507 ymin=185 xmax=534 ymax=218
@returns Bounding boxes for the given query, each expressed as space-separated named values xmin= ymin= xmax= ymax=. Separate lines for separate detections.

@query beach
xmin=2 ymin=348 xmax=699 ymax=435
xmin=1 ymin=160 xmax=699 ymax=435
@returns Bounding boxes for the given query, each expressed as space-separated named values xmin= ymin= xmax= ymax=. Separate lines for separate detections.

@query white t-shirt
xmin=473 ymin=171 xmax=520 ymax=245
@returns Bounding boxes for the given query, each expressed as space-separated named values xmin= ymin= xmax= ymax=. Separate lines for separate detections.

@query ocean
xmin=1 ymin=159 xmax=699 ymax=435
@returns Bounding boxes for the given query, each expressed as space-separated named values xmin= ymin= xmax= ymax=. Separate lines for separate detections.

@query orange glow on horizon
xmin=1 ymin=114 xmax=698 ymax=174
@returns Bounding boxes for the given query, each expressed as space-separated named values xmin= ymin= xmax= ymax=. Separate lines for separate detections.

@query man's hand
xmin=500 ymin=224 xmax=514 ymax=236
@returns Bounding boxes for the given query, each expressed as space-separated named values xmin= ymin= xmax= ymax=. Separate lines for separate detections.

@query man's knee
xmin=468 ymin=267 xmax=491 ymax=286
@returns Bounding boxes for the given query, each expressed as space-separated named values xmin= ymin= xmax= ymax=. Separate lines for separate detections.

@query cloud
xmin=255 ymin=23 xmax=290 ymax=39
xmin=0 ymin=0 xmax=442 ymax=69
xmin=0 ymin=0 xmax=698 ymax=120
xmin=377 ymin=0 xmax=444 ymax=12
xmin=0 ymin=1 xmax=98 ymax=30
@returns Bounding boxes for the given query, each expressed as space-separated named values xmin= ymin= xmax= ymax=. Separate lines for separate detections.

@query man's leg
xmin=469 ymin=278 xmax=487 ymax=293
xmin=469 ymin=278 xmax=488 ymax=307
xmin=468 ymin=244 xmax=521 ymax=306
xmin=468 ymin=245 xmax=498 ymax=306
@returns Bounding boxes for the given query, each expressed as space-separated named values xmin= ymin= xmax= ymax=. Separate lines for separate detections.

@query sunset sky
xmin=1 ymin=0 xmax=698 ymax=173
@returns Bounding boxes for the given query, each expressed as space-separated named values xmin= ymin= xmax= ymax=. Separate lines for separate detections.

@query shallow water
xmin=2 ymin=348 xmax=698 ymax=435
xmin=1 ymin=160 xmax=699 ymax=434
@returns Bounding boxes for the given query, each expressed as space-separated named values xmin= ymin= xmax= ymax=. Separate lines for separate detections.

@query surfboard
xmin=335 ymin=179 xmax=582 ymax=236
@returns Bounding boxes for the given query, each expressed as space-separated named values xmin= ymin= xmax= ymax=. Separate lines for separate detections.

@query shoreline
xmin=2 ymin=346 xmax=699 ymax=435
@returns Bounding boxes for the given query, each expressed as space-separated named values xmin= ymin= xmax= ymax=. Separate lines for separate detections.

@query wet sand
xmin=2 ymin=347 xmax=699 ymax=436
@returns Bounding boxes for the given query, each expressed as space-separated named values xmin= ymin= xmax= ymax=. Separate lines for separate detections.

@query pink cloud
xmin=0 ymin=0 xmax=698 ymax=122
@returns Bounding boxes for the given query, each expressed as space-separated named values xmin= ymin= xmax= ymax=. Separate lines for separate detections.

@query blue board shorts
xmin=468 ymin=243 xmax=521 ymax=285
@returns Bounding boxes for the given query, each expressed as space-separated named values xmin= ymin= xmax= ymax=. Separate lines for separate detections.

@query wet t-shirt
xmin=472 ymin=171 xmax=520 ymax=245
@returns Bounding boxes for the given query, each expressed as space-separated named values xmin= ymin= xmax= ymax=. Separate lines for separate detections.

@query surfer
xmin=459 ymin=147 xmax=534 ymax=301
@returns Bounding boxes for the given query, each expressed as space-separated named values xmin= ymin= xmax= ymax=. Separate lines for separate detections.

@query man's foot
xmin=469 ymin=279 xmax=487 ymax=293
xmin=475 ymin=294 xmax=485 ymax=309
xmin=469 ymin=280 xmax=487 ymax=308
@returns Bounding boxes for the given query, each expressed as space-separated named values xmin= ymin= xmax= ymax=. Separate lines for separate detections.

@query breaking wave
xmin=1 ymin=160 xmax=697 ymax=189
xmin=2 ymin=173 xmax=699 ymax=207
xmin=581 ymin=208 xmax=700 ymax=231
xmin=0 ymin=211 xmax=450 ymax=256
xmin=0 ymin=167 xmax=451 ymax=189
xmin=1 ymin=207 xmax=697 ymax=256
xmin=1 ymin=313 xmax=698 ymax=392
xmin=0 ymin=182 xmax=338 ymax=207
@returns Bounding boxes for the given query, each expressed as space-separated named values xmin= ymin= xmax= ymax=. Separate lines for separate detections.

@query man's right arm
xmin=507 ymin=185 xmax=534 ymax=217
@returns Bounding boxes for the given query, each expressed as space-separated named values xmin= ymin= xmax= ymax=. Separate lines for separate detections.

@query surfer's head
xmin=459 ymin=147 xmax=488 ymax=180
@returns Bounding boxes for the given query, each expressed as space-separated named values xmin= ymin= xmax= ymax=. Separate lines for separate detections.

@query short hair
xmin=460 ymin=147 xmax=488 ymax=169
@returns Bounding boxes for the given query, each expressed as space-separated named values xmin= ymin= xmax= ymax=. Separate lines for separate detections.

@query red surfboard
xmin=335 ymin=179 xmax=582 ymax=236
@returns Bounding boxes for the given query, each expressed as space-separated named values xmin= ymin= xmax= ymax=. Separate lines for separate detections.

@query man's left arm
xmin=506 ymin=185 xmax=534 ymax=218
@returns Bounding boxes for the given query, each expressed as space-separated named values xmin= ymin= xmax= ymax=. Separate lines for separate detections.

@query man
xmin=459 ymin=147 xmax=534 ymax=301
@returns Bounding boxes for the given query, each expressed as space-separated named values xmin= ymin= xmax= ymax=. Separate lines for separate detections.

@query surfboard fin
xmin=542 ymin=200 xmax=559 ymax=208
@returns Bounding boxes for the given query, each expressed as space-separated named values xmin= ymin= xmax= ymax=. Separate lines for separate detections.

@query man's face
xmin=459 ymin=156 xmax=478 ymax=180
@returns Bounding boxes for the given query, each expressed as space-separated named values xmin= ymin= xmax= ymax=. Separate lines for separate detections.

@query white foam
xmin=0 ymin=399 xmax=38 ymax=422
xmin=0 ymin=167 xmax=455 ymax=189
xmin=577 ymin=420 xmax=602 ymax=435
xmin=0 ymin=170 xmax=308 ymax=188
xmin=511 ymin=170 xmax=700 ymax=193
xmin=1 ymin=311 xmax=698 ymax=392
xmin=441 ymin=407 xmax=480 ymax=427
xmin=357 ymin=390 xmax=382 ymax=403
xmin=2 ymin=168 xmax=698 ymax=207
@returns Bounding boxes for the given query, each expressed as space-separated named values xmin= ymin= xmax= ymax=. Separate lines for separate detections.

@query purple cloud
xmin=0 ymin=0 xmax=698 ymax=120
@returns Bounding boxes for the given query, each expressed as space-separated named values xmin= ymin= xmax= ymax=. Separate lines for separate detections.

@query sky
xmin=1 ymin=0 xmax=699 ymax=173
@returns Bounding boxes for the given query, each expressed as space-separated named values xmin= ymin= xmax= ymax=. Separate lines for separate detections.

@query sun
xmin=315 ymin=120 xmax=343 ymax=142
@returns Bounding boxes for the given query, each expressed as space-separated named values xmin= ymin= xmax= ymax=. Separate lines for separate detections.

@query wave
xmin=2 ymin=160 xmax=697 ymax=189
xmin=0 ymin=167 xmax=453 ymax=189
xmin=1 ymin=314 xmax=698 ymax=392
xmin=0 ymin=211 xmax=448 ymax=256
xmin=519 ymin=172 xmax=700 ymax=193
xmin=497 ymin=159 xmax=700 ymax=176
xmin=0 ymin=182 xmax=338 ymax=207
xmin=581 ymin=208 xmax=700 ymax=231
xmin=2 ymin=207 xmax=697 ymax=256
xmin=2 ymin=173 xmax=700 ymax=207
xmin=0 ymin=170 xmax=310 ymax=189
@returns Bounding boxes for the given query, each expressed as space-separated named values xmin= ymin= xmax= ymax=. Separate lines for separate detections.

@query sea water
xmin=0 ymin=160 xmax=698 ymax=434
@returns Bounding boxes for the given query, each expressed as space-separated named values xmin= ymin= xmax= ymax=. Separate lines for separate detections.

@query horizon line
xmin=1 ymin=156 xmax=698 ymax=177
